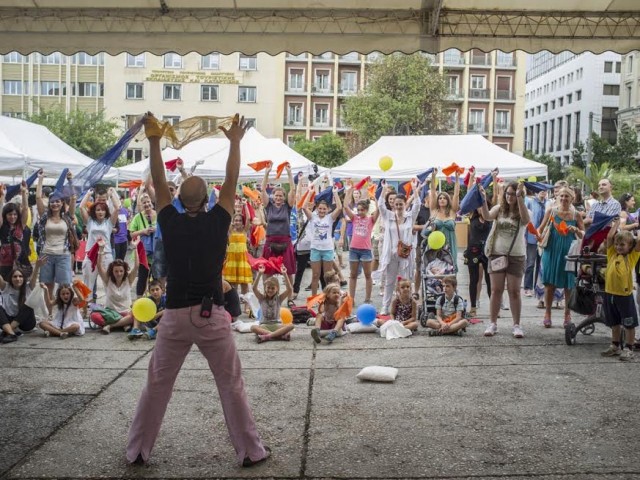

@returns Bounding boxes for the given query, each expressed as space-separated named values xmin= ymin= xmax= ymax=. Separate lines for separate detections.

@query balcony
xmin=286 ymin=53 xmax=307 ymax=61
xmin=338 ymin=86 xmax=357 ymax=96
xmin=493 ymin=123 xmax=514 ymax=135
xmin=313 ymin=119 xmax=331 ymax=128
xmin=446 ymin=88 xmax=463 ymax=101
xmin=443 ymin=54 xmax=465 ymax=66
xmin=286 ymin=118 xmax=305 ymax=127
xmin=495 ymin=89 xmax=515 ymax=101
xmin=468 ymin=123 xmax=488 ymax=134
xmin=469 ymin=88 xmax=491 ymax=100
xmin=447 ymin=122 xmax=463 ymax=134
xmin=423 ymin=53 xmax=438 ymax=64
xmin=496 ymin=54 xmax=517 ymax=68
xmin=286 ymin=84 xmax=305 ymax=94
xmin=336 ymin=118 xmax=349 ymax=130
xmin=338 ymin=53 xmax=360 ymax=63
xmin=312 ymin=84 xmax=332 ymax=95
xmin=471 ymin=54 xmax=490 ymax=66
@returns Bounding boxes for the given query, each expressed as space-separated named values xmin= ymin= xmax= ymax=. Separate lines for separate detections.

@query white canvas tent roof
xmin=0 ymin=116 xmax=97 ymax=177
xmin=330 ymin=135 xmax=547 ymax=180
xmin=117 ymin=128 xmax=318 ymax=181
xmin=0 ymin=1 xmax=638 ymax=56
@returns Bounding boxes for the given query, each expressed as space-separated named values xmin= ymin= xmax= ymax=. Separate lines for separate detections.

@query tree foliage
xmin=343 ymin=53 xmax=450 ymax=150
xmin=570 ymin=125 xmax=640 ymax=172
xmin=26 ymin=106 xmax=120 ymax=161
xmin=291 ymin=134 xmax=348 ymax=168
xmin=523 ymin=151 xmax=566 ymax=184
xmin=568 ymin=162 xmax=612 ymax=194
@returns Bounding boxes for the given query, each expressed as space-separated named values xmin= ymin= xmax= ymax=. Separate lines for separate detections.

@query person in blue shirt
xmin=523 ymin=189 xmax=548 ymax=296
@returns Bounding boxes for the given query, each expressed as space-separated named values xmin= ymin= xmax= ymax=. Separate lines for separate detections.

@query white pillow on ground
xmin=231 ymin=320 xmax=257 ymax=333
xmin=347 ymin=322 xmax=378 ymax=333
xmin=356 ymin=366 xmax=399 ymax=382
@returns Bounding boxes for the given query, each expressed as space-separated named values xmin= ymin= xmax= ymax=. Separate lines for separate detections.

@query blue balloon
xmin=356 ymin=304 xmax=377 ymax=325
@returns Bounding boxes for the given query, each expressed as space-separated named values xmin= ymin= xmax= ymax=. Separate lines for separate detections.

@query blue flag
xmin=5 ymin=169 xmax=39 ymax=201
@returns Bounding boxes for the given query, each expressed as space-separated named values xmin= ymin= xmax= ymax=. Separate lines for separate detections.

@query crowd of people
xmin=0 ymin=138 xmax=637 ymax=362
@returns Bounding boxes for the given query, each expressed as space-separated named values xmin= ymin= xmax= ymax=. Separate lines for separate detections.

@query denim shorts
xmin=152 ymin=239 xmax=168 ymax=279
xmin=349 ymin=248 xmax=373 ymax=263
xmin=310 ymin=248 xmax=335 ymax=262
xmin=39 ymin=253 xmax=73 ymax=285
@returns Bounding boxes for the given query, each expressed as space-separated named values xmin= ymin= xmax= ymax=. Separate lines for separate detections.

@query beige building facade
xmin=617 ymin=51 xmax=640 ymax=150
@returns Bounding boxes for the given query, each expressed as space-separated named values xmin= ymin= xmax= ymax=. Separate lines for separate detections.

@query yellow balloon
xmin=132 ymin=298 xmax=157 ymax=323
xmin=280 ymin=307 xmax=293 ymax=325
xmin=379 ymin=156 xmax=393 ymax=172
xmin=528 ymin=176 xmax=537 ymax=182
xmin=428 ymin=231 xmax=446 ymax=250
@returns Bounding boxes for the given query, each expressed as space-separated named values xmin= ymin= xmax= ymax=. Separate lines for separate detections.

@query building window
xmin=494 ymin=110 xmax=511 ymax=133
xmin=3 ymin=52 xmax=27 ymax=64
xmin=77 ymin=82 xmax=103 ymax=97
xmin=495 ymin=143 xmax=510 ymax=151
xmin=616 ymin=61 xmax=622 ymax=73
xmin=339 ymin=52 xmax=359 ymax=61
xmin=549 ymin=119 xmax=555 ymax=152
xmin=468 ymin=109 xmax=485 ymax=132
xmin=601 ymin=107 xmax=618 ymax=144
xmin=557 ymin=117 xmax=563 ymax=151
xmin=239 ymin=54 xmax=257 ymax=71
xmin=447 ymin=109 xmax=459 ymax=131
xmin=201 ymin=84 xmax=219 ymax=101
xmin=126 ymin=53 xmax=145 ymax=68
xmin=286 ymin=135 xmax=296 ymax=147
xmin=340 ymin=71 xmax=357 ymax=93
xmin=40 ymin=81 xmax=60 ymax=96
xmin=288 ymin=68 xmax=304 ymax=91
xmin=126 ymin=83 xmax=143 ymax=100
xmin=287 ymin=103 xmax=304 ymax=126
xmin=163 ymin=84 xmax=182 ymax=100
xmin=2 ymin=80 xmax=26 ymax=95
xmin=163 ymin=53 xmax=182 ymax=69
xmin=238 ymin=86 xmax=256 ymax=103
xmin=126 ymin=149 xmax=143 ymax=163
xmin=201 ymin=53 xmax=220 ymax=70
xmin=626 ymin=84 xmax=633 ymax=108
xmin=576 ymin=90 xmax=581 ymax=101
xmin=543 ymin=103 xmax=548 ymax=112
xmin=604 ymin=61 xmax=613 ymax=73
xmin=470 ymin=75 xmax=486 ymax=89
xmin=559 ymin=97 xmax=564 ymax=107
xmin=496 ymin=51 xmax=514 ymax=67
xmin=575 ymin=112 xmax=581 ymax=144
xmin=287 ymin=53 xmax=308 ymax=60
xmin=74 ymin=53 xmax=102 ymax=65
xmin=38 ymin=53 xmax=64 ymax=65
xmin=603 ymin=84 xmax=620 ymax=95
xmin=446 ymin=75 xmax=459 ymax=95
xmin=245 ymin=118 xmax=256 ymax=128
xmin=627 ymin=55 xmax=634 ymax=74
xmin=567 ymin=94 xmax=572 ymax=104
xmin=314 ymin=104 xmax=329 ymax=126
xmin=162 ymin=116 xmax=181 ymax=126
xmin=314 ymin=69 xmax=331 ymax=92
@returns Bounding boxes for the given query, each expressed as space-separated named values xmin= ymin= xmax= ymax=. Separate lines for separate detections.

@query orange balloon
xmin=280 ymin=307 xmax=293 ymax=325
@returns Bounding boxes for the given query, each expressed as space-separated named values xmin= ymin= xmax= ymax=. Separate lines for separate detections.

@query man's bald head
xmin=179 ymin=176 xmax=208 ymax=211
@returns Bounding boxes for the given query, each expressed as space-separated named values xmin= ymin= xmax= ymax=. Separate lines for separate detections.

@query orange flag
xmin=354 ymin=176 xmax=371 ymax=190
xmin=252 ymin=225 xmax=266 ymax=245
xmin=248 ymin=160 xmax=272 ymax=172
xmin=442 ymin=162 xmax=465 ymax=176
xmin=367 ymin=184 xmax=376 ymax=198
xmin=403 ymin=182 xmax=412 ymax=197
xmin=242 ymin=185 xmax=259 ymax=201
xmin=526 ymin=222 xmax=540 ymax=237
xmin=275 ymin=161 xmax=290 ymax=179
xmin=306 ymin=293 xmax=325 ymax=309
xmin=556 ymin=220 xmax=569 ymax=236
xmin=334 ymin=294 xmax=354 ymax=321
xmin=72 ymin=280 xmax=92 ymax=308
xmin=297 ymin=190 xmax=309 ymax=210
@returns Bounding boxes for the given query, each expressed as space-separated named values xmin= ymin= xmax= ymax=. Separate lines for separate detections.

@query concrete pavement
xmin=2 ymin=257 xmax=640 ymax=480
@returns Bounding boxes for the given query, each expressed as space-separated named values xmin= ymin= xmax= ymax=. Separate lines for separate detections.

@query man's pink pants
xmin=126 ymin=305 xmax=266 ymax=464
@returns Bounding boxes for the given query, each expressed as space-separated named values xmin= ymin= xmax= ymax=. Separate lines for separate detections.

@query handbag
xmin=490 ymin=219 xmax=520 ymax=273
xmin=567 ymin=286 xmax=596 ymax=315
xmin=395 ymin=216 xmax=412 ymax=259
xmin=538 ymin=208 xmax=556 ymax=249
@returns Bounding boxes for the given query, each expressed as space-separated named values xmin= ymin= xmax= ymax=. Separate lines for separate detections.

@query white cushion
xmin=347 ymin=322 xmax=378 ymax=333
xmin=356 ymin=366 xmax=399 ymax=382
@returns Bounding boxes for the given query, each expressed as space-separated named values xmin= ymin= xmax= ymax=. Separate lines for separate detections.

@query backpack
xmin=289 ymin=303 xmax=316 ymax=324
xmin=436 ymin=294 xmax=466 ymax=317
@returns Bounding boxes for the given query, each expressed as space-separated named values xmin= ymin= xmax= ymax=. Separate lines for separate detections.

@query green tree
xmin=571 ymin=141 xmax=586 ymax=169
xmin=26 ymin=106 xmax=120 ymax=161
xmin=291 ymin=134 xmax=348 ymax=168
xmin=523 ymin=151 xmax=566 ymax=184
xmin=587 ymin=125 xmax=640 ymax=171
xmin=567 ymin=162 xmax=612 ymax=194
xmin=343 ymin=53 xmax=449 ymax=150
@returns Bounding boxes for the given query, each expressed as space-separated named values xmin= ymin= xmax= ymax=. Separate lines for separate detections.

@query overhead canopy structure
xmin=330 ymin=135 xmax=548 ymax=180
xmin=117 ymin=128 xmax=318 ymax=181
xmin=0 ymin=1 xmax=639 ymax=56
xmin=0 ymin=115 xmax=97 ymax=177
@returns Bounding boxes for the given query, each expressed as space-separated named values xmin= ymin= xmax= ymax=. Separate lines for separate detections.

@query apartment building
xmin=524 ymin=51 xmax=621 ymax=165
xmin=617 ymin=51 xmax=640 ymax=149
xmin=283 ymin=49 xmax=526 ymax=153
xmin=0 ymin=51 xmax=105 ymax=117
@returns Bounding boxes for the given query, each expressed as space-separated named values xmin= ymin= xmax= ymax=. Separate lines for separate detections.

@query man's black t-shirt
xmin=416 ymin=205 xmax=431 ymax=227
xmin=158 ymin=203 xmax=231 ymax=309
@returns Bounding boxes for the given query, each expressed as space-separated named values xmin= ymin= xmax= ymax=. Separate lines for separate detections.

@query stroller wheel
xmin=564 ymin=322 xmax=577 ymax=346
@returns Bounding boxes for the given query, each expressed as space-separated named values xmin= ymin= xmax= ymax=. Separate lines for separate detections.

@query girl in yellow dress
xmin=223 ymin=214 xmax=253 ymax=295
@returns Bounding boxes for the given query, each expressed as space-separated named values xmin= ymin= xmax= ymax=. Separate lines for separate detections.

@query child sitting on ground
xmin=311 ymin=283 xmax=347 ymax=344
xmin=39 ymin=283 xmax=85 ymax=338
xmin=250 ymin=264 xmax=294 ymax=343
xmin=426 ymin=276 xmax=468 ymax=336
xmin=601 ymin=218 xmax=640 ymax=361
xmin=128 ymin=280 xmax=165 ymax=340
xmin=386 ymin=278 xmax=418 ymax=331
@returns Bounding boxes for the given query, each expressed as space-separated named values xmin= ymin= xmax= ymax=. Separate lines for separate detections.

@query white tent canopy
xmin=330 ymin=135 xmax=548 ymax=180
xmin=117 ymin=128 xmax=318 ymax=181
xmin=0 ymin=116 xmax=97 ymax=177
xmin=0 ymin=1 xmax=638 ymax=56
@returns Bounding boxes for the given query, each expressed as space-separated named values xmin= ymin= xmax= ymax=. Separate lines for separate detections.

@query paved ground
xmin=2 ymin=255 xmax=640 ymax=480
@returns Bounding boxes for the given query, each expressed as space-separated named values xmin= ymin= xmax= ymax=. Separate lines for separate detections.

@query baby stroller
xmin=564 ymin=250 xmax=607 ymax=346
xmin=418 ymin=240 xmax=460 ymax=327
